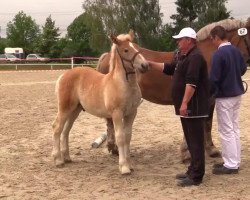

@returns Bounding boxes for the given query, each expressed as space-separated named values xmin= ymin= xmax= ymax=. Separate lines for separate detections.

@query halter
xmin=116 ymin=48 xmax=141 ymax=81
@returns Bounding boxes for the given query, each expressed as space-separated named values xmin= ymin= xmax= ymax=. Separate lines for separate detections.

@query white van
xmin=4 ymin=47 xmax=24 ymax=59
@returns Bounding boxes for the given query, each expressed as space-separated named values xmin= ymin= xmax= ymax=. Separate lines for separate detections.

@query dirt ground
xmin=0 ymin=69 xmax=250 ymax=200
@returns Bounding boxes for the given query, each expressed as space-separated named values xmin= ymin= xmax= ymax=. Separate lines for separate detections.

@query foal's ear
xmin=129 ymin=29 xmax=135 ymax=41
xmin=109 ymin=34 xmax=120 ymax=45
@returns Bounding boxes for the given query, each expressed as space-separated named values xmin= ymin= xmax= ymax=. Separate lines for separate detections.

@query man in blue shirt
xmin=210 ymin=25 xmax=247 ymax=175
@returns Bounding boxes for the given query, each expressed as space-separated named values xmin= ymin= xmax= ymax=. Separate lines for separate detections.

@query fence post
xmin=71 ymin=57 xmax=74 ymax=69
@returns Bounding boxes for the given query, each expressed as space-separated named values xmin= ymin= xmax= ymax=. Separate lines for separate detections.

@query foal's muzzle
xmin=139 ymin=62 xmax=149 ymax=73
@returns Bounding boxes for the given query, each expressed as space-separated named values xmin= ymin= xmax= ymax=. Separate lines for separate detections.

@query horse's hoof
xmin=181 ymin=152 xmax=191 ymax=163
xmin=55 ymin=160 xmax=65 ymax=167
xmin=120 ymin=166 xmax=131 ymax=175
xmin=55 ymin=163 xmax=65 ymax=168
xmin=64 ymin=159 xmax=72 ymax=163
xmin=209 ymin=150 xmax=221 ymax=158
xmin=111 ymin=149 xmax=119 ymax=156
xmin=206 ymin=146 xmax=221 ymax=158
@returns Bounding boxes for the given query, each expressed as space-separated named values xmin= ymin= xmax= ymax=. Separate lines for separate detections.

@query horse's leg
xmin=106 ymin=118 xmax=119 ymax=155
xmin=180 ymin=136 xmax=191 ymax=163
xmin=180 ymin=99 xmax=221 ymax=163
xmin=61 ymin=105 xmax=82 ymax=163
xmin=112 ymin=111 xmax=131 ymax=175
xmin=123 ymin=110 xmax=137 ymax=170
xmin=52 ymin=112 xmax=68 ymax=167
xmin=204 ymin=98 xmax=221 ymax=157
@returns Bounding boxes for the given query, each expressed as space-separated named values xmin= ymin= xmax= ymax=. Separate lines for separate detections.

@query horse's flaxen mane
xmin=197 ymin=18 xmax=246 ymax=41
xmin=109 ymin=33 xmax=133 ymax=72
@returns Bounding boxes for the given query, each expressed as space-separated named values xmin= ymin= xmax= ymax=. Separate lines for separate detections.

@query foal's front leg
xmin=112 ymin=111 xmax=131 ymax=175
xmin=106 ymin=118 xmax=118 ymax=155
xmin=123 ymin=110 xmax=137 ymax=171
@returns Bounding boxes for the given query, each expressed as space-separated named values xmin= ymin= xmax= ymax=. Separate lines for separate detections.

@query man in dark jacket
xmin=149 ymin=27 xmax=209 ymax=186
xmin=210 ymin=25 xmax=247 ymax=175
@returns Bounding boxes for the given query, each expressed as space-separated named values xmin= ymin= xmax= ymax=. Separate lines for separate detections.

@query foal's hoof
xmin=120 ymin=166 xmax=131 ymax=175
xmin=55 ymin=160 xmax=65 ymax=168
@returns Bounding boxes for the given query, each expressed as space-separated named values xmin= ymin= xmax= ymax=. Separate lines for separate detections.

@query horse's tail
xmin=96 ymin=52 xmax=109 ymax=73
xmin=55 ymin=74 xmax=63 ymax=96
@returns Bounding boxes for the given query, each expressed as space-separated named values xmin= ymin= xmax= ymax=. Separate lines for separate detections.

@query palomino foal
xmin=52 ymin=30 xmax=149 ymax=174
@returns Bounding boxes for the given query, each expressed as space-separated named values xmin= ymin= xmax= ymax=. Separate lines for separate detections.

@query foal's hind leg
xmin=52 ymin=112 xmax=68 ymax=167
xmin=61 ymin=106 xmax=82 ymax=163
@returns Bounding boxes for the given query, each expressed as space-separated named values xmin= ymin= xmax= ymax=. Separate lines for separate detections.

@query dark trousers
xmin=180 ymin=117 xmax=205 ymax=182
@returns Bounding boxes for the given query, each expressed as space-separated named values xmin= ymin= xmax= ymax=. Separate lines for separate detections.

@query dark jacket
xmin=210 ymin=44 xmax=247 ymax=98
xmin=163 ymin=47 xmax=209 ymax=117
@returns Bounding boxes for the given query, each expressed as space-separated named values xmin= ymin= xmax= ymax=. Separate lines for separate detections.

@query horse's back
xmin=57 ymin=67 xmax=106 ymax=112
xmin=96 ymin=53 xmax=110 ymax=74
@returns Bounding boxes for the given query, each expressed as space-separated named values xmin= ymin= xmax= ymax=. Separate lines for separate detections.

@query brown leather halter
xmin=116 ymin=48 xmax=141 ymax=81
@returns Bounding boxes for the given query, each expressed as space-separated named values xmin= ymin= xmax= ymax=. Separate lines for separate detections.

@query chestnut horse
xmin=52 ymin=31 xmax=149 ymax=174
xmin=97 ymin=18 xmax=250 ymax=162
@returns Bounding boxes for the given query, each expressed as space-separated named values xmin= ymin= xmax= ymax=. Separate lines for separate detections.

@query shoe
xmin=176 ymin=173 xmax=188 ymax=180
xmin=177 ymin=177 xmax=202 ymax=187
xmin=212 ymin=166 xmax=239 ymax=175
xmin=213 ymin=163 xmax=224 ymax=168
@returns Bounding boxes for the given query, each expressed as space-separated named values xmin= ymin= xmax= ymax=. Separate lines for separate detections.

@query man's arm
xmin=179 ymin=84 xmax=195 ymax=116
xmin=148 ymin=61 xmax=164 ymax=72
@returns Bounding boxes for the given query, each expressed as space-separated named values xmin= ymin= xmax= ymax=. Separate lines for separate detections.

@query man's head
xmin=210 ymin=25 xmax=228 ymax=47
xmin=173 ymin=27 xmax=197 ymax=54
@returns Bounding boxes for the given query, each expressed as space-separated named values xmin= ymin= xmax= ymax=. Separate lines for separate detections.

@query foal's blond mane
xmin=109 ymin=33 xmax=133 ymax=72
xmin=197 ymin=18 xmax=246 ymax=41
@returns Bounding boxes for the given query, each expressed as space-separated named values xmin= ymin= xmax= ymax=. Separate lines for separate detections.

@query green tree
xmin=170 ymin=0 xmax=230 ymax=33
xmin=0 ymin=38 xmax=8 ymax=54
xmin=65 ymin=13 xmax=97 ymax=57
xmin=158 ymin=24 xmax=176 ymax=51
xmin=39 ymin=15 xmax=61 ymax=58
xmin=195 ymin=0 xmax=230 ymax=30
xmin=6 ymin=11 xmax=40 ymax=54
xmin=82 ymin=0 xmax=163 ymax=51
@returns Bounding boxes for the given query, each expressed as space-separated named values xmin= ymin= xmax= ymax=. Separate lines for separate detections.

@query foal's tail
xmin=55 ymin=75 xmax=63 ymax=96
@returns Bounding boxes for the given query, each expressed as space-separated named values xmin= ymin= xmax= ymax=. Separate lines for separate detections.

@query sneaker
xmin=212 ymin=166 xmax=238 ymax=175
xmin=175 ymin=173 xmax=188 ymax=180
xmin=177 ymin=177 xmax=202 ymax=187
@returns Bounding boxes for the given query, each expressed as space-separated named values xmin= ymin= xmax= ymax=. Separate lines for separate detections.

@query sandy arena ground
xmin=0 ymin=69 xmax=250 ymax=200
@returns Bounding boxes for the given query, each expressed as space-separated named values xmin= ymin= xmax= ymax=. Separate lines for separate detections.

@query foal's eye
xmin=124 ymin=49 xmax=128 ymax=53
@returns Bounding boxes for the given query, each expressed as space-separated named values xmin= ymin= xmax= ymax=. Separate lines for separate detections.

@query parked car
xmin=0 ymin=54 xmax=22 ymax=62
xmin=26 ymin=54 xmax=49 ymax=62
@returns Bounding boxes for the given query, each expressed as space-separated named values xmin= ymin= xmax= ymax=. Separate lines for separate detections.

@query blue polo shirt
xmin=210 ymin=42 xmax=247 ymax=98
